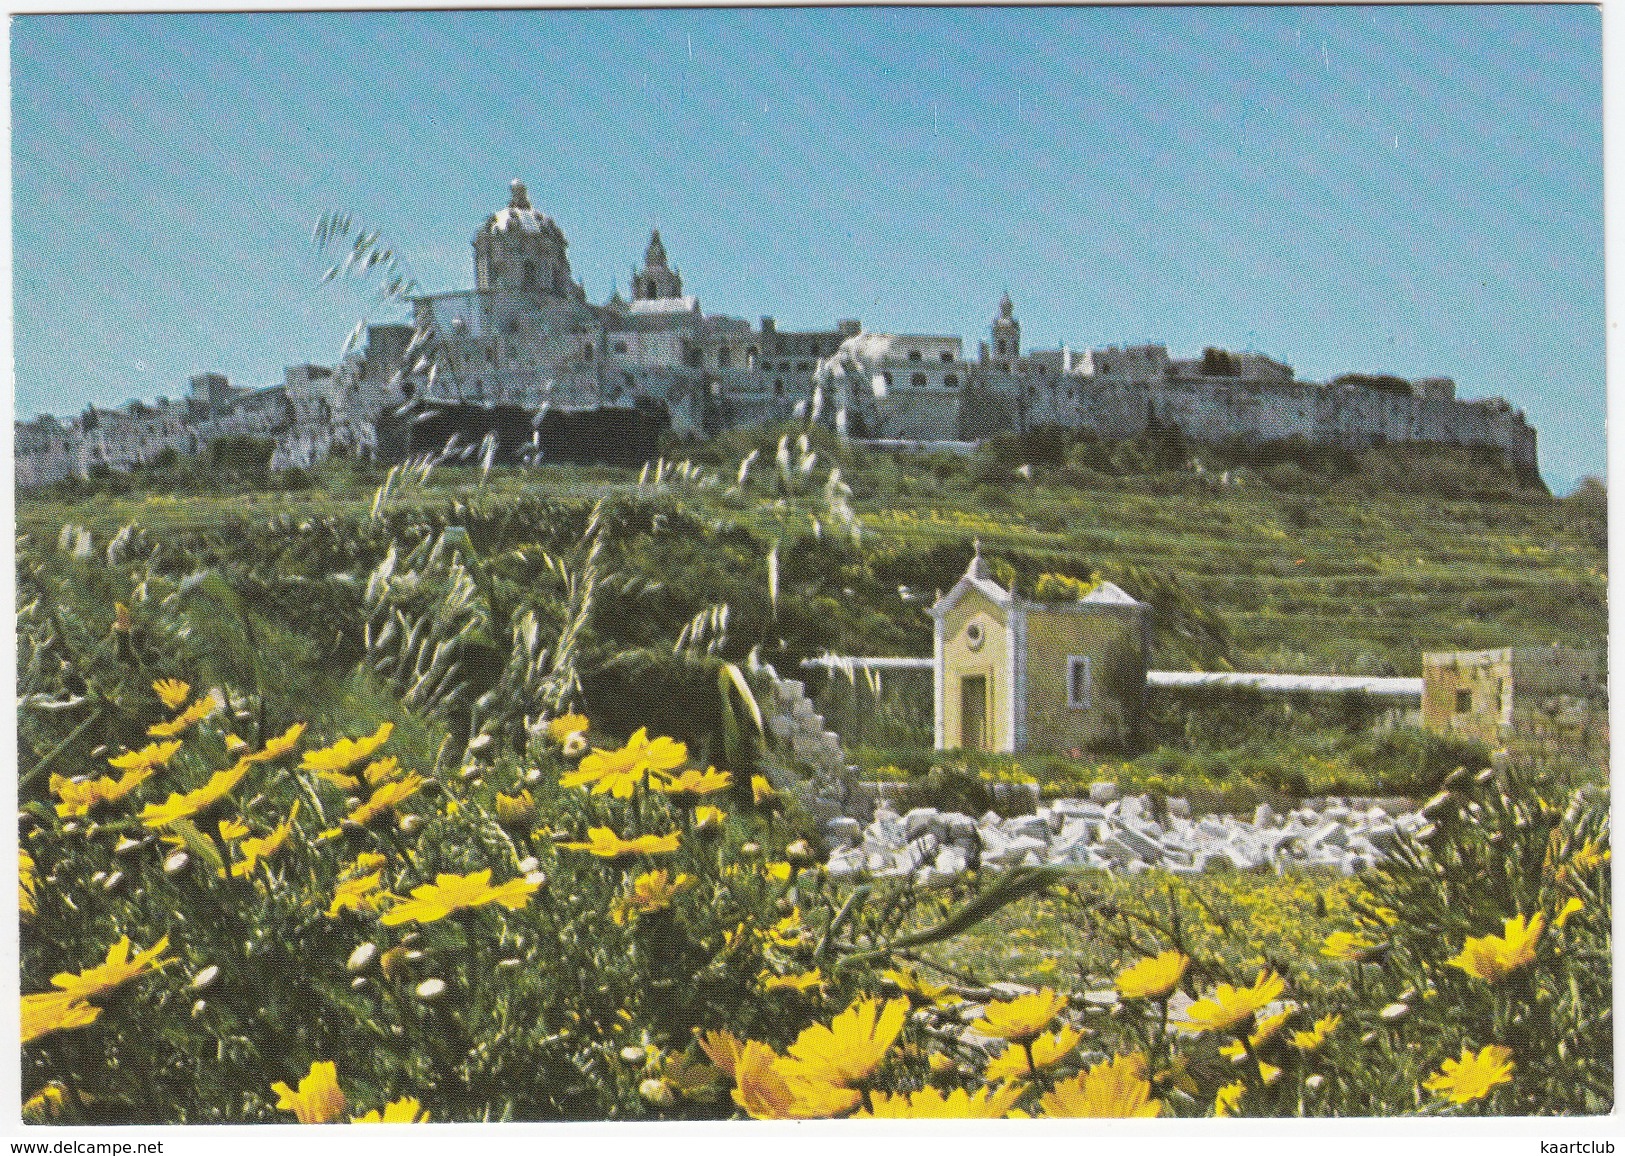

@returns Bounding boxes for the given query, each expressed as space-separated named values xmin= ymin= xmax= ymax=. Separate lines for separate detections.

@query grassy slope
xmin=17 ymin=444 xmax=1605 ymax=678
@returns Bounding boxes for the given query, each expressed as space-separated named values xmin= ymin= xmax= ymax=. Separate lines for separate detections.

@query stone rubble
xmin=821 ymin=788 xmax=1425 ymax=885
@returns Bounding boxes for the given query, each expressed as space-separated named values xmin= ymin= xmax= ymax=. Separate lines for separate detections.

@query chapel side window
xmin=1067 ymin=656 xmax=1092 ymax=711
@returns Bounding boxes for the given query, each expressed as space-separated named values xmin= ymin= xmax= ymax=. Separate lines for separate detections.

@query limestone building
xmin=1421 ymin=644 xmax=1604 ymax=751
xmin=17 ymin=177 xmax=1544 ymax=485
xmin=931 ymin=555 xmax=1153 ymax=754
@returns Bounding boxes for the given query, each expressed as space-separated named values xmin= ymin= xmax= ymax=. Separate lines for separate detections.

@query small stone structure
xmin=1422 ymin=644 xmax=1604 ymax=752
xmin=933 ymin=556 xmax=1152 ymax=754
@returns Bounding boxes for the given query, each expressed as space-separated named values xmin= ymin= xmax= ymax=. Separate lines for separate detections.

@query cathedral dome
xmin=483 ymin=180 xmax=561 ymax=237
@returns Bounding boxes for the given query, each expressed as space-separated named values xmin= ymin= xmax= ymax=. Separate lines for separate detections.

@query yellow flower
xmin=346 ymin=775 xmax=426 ymax=827
xmin=139 ymin=762 xmax=249 ymax=828
xmin=548 ymin=712 xmax=589 ymax=742
xmin=731 ymin=1041 xmax=860 ymax=1120
xmin=20 ymin=850 xmax=37 ymax=919
xmin=218 ymin=817 xmax=250 ymax=842
xmin=328 ymin=871 xmax=386 ymax=918
xmin=1114 ymin=950 xmax=1189 ymax=1000
xmin=1179 ymin=971 xmax=1286 ymax=1035
xmin=52 ymin=766 xmax=155 ymax=818
xmin=559 ymin=727 xmax=687 ymax=798
xmin=231 ymin=802 xmax=300 ymax=878
xmin=694 ymin=804 xmax=727 ymax=834
xmin=301 ymin=723 xmax=393 ymax=775
xmin=244 ymin=722 xmax=307 ymax=764
xmin=763 ymin=861 xmax=793 ymax=883
xmin=970 ymin=987 xmax=1069 ymax=1044
xmin=1554 ymin=897 xmax=1585 ymax=929
xmin=781 ymin=996 xmax=910 ymax=1087
xmin=1448 ymin=913 xmax=1544 ymax=983
xmin=316 ymin=770 xmax=360 ymax=791
xmin=46 ymin=936 xmax=172 ymax=1005
xmin=652 ymin=765 xmax=732 ymax=805
xmin=363 ymin=756 xmax=401 ymax=785
xmin=1423 ymin=1044 xmax=1515 ymax=1105
xmin=611 ymin=869 xmax=694 ymax=923
xmin=1214 ymin=1080 xmax=1246 ymax=1118
xmin=272 ymin=1060 xmax=347 ymax=1123
xmin=494 ymin=790 xmax=537 ymax=827
xmin=351 ymin=1096 xmax=429 ymax=1123
xmin=759 ymin=969 xmax=825 ymax=995
xmin=380 ymin=868 xmax=541 ymax=926
xmin=148 ymin=691 xmax=224 ymax=738
xmin=751 ymin=774 xmax=782 ymax=808
xmin=21 ymin=1084 xmax=70 ymax=1120
xmin=106 ymin=739 xmax=183 ymax=772
xmin=696 ymin=1029 xmax=744 ymax=1080
xmin=1289 ymin=1014 xmax=1341 ymax=1051
xmin=1321 ymin=930 xmax=1379 ymax=962
xmin=558 ymin=826 xmax=681 ymax=858
xmin=1219 ymin=1006 xmax=1296 ymax=1061
xmin=985 ymin=1023 xmax=1083 ymax=1080
xmin=21 ymin=993 xmax=101 ymax=1045
xmin=859 ymin=1083 xmax=1026 ymax=1118
xmin=883 ymin=966 xmax=959 ymax=1009
xmin=1039 ymin=1054 xmax=1162 ymax=1118
xmin=153 ymin=678 xmax=191 ymax=710
xmin=765 ymin=909 xmax=807 ymax=948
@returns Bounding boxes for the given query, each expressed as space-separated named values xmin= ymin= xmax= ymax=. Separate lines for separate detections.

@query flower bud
xmin=190 ymin=965 xmax=219 ymax=991
xmin=1379 ymin=1002 xmax=1408 ymax=1021
xmin=784 ymin=839 xmax=815 ymax=867
xmin=347 ymin=943 xmax=378 ymax=973
xmin=163 ymin=851 xmax=189 ymax=875
xmin=639 ymin=1078 xmax=674 ymax=1106
xmin=398 ymin=814 xmax=425 ymax=835
xmin=102 ymin=871 xmax=124 ymax=891
xmin=1305 ymin=1074 xmax=1325 ymax=1091
xmin=415 ymin=978 xmax=447 ymax=1001
xmin=620 ymin=1045 xmax=647 ymax=1065
xmin=517 ymin=856 xmax=540 ymax=873
xmin=562 ymin=733 xmax=588 ymax=758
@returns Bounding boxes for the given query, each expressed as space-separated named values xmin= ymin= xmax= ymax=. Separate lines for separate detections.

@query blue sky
xmin=11 ymin=7 xmax=1604 ymax=492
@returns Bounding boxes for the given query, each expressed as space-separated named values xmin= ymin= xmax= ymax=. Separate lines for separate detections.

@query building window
xmin=908 ymin=350 xmax=922 ymax=362
xmin=941 ymin=351 xmax=954 ymax=362
xmin=882 ymin=372 xmax=893 ymax=387
xmin=583 ymin=345 xmax=593 ymax=361
xmin=911 ymin=372 xmax=927 ymax=387
xmin=1037 ymin=364 xmax=1047 ymax=375
xmin=996 ymin=340 xmax=1007 ymax=356
xmin=965 ymin=622 xmax=984 ymax=651
xmin=796 ymin=362 xmax=811 ymax=372
xmin=746 ymin=347 xmax=758 ymax=368
xmin=613 ymin=341 xmax=628 ymax=354
xmin=773 ymin=379 xmax=784 ymax=396
xmin=1455 ymin=688 xmax=1473 ymax=714
xmin=1068 ymin=656 xmax=1092 ymax=710
xmin=945 ymin=374 xmax=958 ymax=387
xmin=717 ymin=348 xmax=731 ymax=368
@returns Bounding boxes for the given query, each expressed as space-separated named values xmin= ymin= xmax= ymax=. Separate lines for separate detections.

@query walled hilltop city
xmin=16 ymin=179 xmax=1539 ymax=487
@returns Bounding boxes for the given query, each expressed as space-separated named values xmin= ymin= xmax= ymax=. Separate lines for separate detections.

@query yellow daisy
xmin=1114 ymin=950 xmax=1189 ymax=1000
